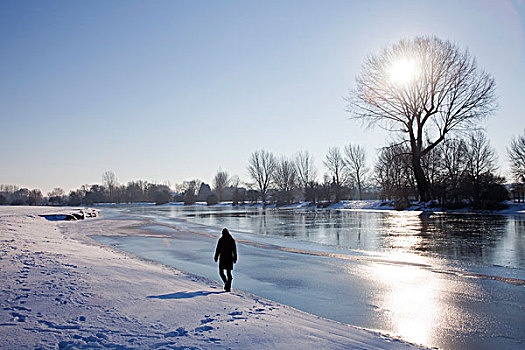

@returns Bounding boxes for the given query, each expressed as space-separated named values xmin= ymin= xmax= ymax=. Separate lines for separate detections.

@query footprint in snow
xmin=164 ymin=327 xmax=188 ymax=337
xmin=205 ymin=337 xmax=222 ymax=343
xmin=194 ymin=325 xmax=213 ymax=332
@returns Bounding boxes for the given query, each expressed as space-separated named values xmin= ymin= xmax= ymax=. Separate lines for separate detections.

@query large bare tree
xmin=213 ymin=169 xmax=230 ymax=202
xmin=347 ymin=36 xmax=497 ymax=201
xmin=343 ymin=143 xmax=369 ymax=200
xmin=508 ymin=129 xmax=525 ymax=184
xmin=247 ymin=150 xmax=277 ymax=204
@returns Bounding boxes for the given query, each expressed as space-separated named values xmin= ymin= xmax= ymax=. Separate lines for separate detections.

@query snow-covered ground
xmin=0 ymin=206 xmax=425 ymax=349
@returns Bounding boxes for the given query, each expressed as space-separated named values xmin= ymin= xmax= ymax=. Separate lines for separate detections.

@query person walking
xmin=214 ymin=228 xmax=237 ymax=292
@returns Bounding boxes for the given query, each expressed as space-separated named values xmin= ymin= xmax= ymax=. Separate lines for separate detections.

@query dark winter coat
xmin=214 ymin=233 xmax=237 ymax=270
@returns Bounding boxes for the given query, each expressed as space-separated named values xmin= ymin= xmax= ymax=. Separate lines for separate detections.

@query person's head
xmin=222 ymin=228 xmax=230 ymax=236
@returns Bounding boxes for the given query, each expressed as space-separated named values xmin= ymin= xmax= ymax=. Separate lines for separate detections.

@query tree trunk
xmin=412 ymin=154 xmax=431 ymax=202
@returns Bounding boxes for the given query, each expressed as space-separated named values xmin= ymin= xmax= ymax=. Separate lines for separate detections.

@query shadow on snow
xmin=147 ymin=290 xmax=226 ymax=300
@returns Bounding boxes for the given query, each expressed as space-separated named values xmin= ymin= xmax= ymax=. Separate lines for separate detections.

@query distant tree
xmin=273 ymin=157 xmax=297 ymax=205
xmin=206 ymin=193 xmax=219 ymax=205
xmin=375 ymin=143 xmax=415 ymax=201
xmin=508 ymin=129 xmax=525 ymax=184
xmin=67 ymin=190 xmax=85 ymax=206
xmin=0 ymin=185 xmax=18 ymax=204
xmin=148 ymin=184 xmax=172 ymax=205
xmin=28 ymin=189 xmax=43 ymax=205
xmin=213 ymin=170 xmax=230 ymax=202
xmin=247 ymin=150 xmax=277 ymax=204
xmin=294 ymin=150 xmax=317 ymax=202
xmin=230 ymin=175 xmax=245 ymax=205
xmin=48 ymin=187 xmax=65 ymax=205
xmin=347 ymin=36 xmax=497 ymax=201
xmin=125 ymin=181 xmax=147 ymax=203
xmin=181 ymin=179 xmax=202 ymax=205
xmin=318 ymin=175 xmax=333 ymax=203
xmin=197 ymin=183 xmax=212 ymax=202
xmin=343 ymin=144 xmax=369 ymax=200
xmin=435 ymin=139 xmax=469 ymax=206
xmin=465 ymin=132 xmax=496 ymax=179
xmin=102 ymin=171 xmax=118 ymax=202
xmin=0 ymin=194 xmax=6 ymax=205
xmin=462 ymin=131 xmax=504 ymax=207
xmin=323 ymin=147 xmax=348 ymax=201
xmin=84 ymin=185 xmax=107 ymax=204
xmin=11 ymin=188 xmax=30 ymax=205
xmin=48 ymin=187 xmax=65 ymax=197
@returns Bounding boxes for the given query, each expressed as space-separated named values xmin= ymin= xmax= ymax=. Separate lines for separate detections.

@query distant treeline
xmin=0 ymin=132 xmax=524 ymax=210
xmin=1 ymin=129 xmax=524 ymax=209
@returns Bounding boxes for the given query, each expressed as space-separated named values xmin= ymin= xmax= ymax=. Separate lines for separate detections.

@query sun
xmin=389 ymin=57 xmax=419 ymax=86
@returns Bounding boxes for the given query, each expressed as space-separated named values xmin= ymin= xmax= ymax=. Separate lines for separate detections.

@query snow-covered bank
xmin=0 ymin=206 xmax=425 ymax=349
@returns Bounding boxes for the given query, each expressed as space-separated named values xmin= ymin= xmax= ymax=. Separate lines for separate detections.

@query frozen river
xmin=94 ymin=205 xmax=525 ymax=350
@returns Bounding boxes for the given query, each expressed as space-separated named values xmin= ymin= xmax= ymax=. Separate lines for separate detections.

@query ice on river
xmin=94 ymin=205 xmax=525 ymax=350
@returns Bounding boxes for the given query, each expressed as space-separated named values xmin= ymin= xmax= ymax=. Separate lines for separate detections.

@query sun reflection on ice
xmin=371 ymin=261 xmax=440 ymax=347
xmin=381 ymin=211 xmax=425 ymax=254
xmin=370 ymin=212 xmax=442 ymax=347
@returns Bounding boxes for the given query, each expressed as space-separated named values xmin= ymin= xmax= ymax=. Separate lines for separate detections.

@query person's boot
xmin=225 ymin=281 xmax=231 ymax=292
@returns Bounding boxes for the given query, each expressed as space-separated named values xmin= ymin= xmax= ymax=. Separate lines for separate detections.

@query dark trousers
xmin=219 ymin=268 xmax=232 ymax=290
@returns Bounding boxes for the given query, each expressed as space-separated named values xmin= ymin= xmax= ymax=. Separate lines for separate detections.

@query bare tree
xmin=436 ymin=138 xmax=469 ymax=205
xmin=375 ymin=143 xmax=415 ymax=201
xmin=294 ymin=150 xmax=317 ymax=201
xmin=463 ymin=131 xmax=498 ymax=205
xmin=181 ymin=179 xmax=202 ymax=205
xmin=48 ymin=187 xmax=65 ymax=197
xmin=465 ymin=131 xmax=496 ymax=180
xmin=213 ymin=169 xmax=230 ymax=202
xmin=230 ymin=175 xmax=240 ymax=188
xmin=508 ymin=129 xmax=525 ymax=183
xmin=247 ymin=150 xmax=276 ymax=204
xmin=102 ymin=170 xmax=118 ymax=202
xmin=347 ymin=36 xmax=497 ymax=201
xmin=323 ymin=147 xmax=348 ymax=201
xmin=230 ymin=175 xmax=245 ymax=205
xmin=273 ymin=157 xmax=297 ymax=204
xmin=28 ymin=189 xmax=43 ymax=205
xmin=343 ymin=144 xmax=369 ymax=200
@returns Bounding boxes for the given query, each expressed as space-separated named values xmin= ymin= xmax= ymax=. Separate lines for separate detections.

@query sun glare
xmin=389 ymin=58 xmax=419 ymax=85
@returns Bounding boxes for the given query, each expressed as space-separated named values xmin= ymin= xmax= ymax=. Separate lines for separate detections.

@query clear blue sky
xmin=1 ymin=0 xmax=524 ymax=194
